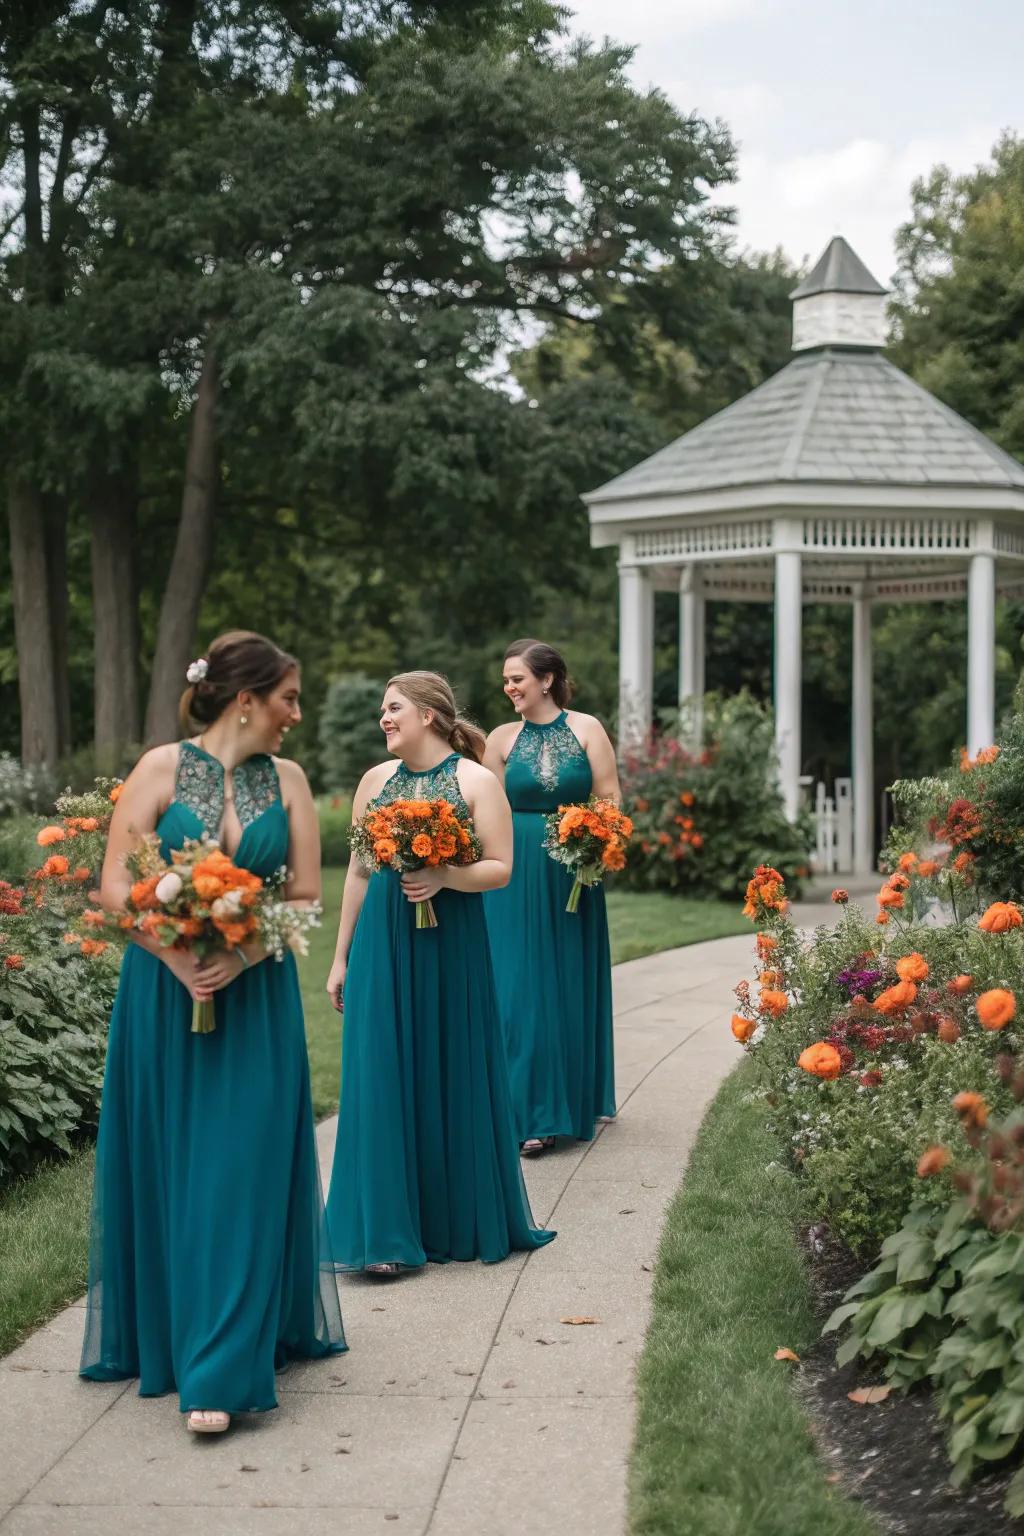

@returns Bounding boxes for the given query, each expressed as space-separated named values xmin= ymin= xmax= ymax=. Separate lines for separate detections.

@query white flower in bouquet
xmin=155 ymin=871 xmax=184 ymax=904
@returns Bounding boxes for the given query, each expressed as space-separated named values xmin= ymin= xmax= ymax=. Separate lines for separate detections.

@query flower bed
xmin=620 ymin=693 xmax=813 ymax=899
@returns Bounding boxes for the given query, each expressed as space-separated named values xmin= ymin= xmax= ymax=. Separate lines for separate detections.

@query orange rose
xmin=218 ymin=921 xmax=251 ymax=947
xmin=81 ymin=909 xmax=107 ymax=927
xmin=877 ymin=887 xmax=904 ymax=910
xmin=917 ymin=859 xmax=939 ymax=877
xmin=602 ymin=842 xmax=626 ymax=871
xmin=375 ymin=838 xmax=397 ymax=863
xmin=690 ymin=833 xmax=704 ymax=850
xmin=898 ymin=852 xmax=918 ymax=872
xmin=917 ymin=1146 xmax=952 ymax=1178
xmin=874 ymin=980 xmax=917 ymax=1015
xmin=875 ymin=911 xmax=891 ymax=925
xmin=36 ymin=825 xmax=66 ymax=846
xmin=436 ymin=835 xmax=457 ymax=859
xmin=39 ymin=854 xmax=70 ymax=878
xmin=896 ymin=953 xmax=929 ymax=984
xmin=79 ymin=939 xmax=109 ymax=958
xmin=759 ymin=988 xmax=788 ymax=1017
xmin=949 ymin=974 xmax=974 ymax=995
xmin=411 ymin=833 xmax=434 ymax=859
xmin=831 ymin=889 xmax=849 ymax=904
xmin=73 ymin=866 xmax=91 ymax=883
xmin=756 ymin=935 xmax=778 ymax=956
xmin=731 ymin=1014 xmax=755 ymax=1043
xmin=797 ymin=1042 xmax=843 ymax=1080
xmin=977 ymin=988 xmax=1016 ymax=1030
xmin=953 ymin=851 xmax=974 ymax=873
xmin=109 ymin=784 xmax=124 ymax=803
xmin=952 ymin=1091 xmax=988 ymax=1128
xmin=192 ymin=874 xmax=227 ymax=902
xmin=979 ymin=902 xmax=1023 ymax=934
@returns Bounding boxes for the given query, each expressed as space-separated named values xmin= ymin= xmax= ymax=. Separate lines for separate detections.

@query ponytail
xmin=449 ymin=716 xmax=486 ymax=763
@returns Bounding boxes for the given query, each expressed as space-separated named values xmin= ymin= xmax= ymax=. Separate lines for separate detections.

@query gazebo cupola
xmin=583 ymin=235 xmax=1024 ymax=874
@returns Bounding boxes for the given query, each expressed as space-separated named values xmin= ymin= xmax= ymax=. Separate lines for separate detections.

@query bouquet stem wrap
xmin=192 ymin=997 xmax=216 ymax=1034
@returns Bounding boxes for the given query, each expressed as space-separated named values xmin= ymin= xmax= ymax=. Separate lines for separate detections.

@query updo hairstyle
xmin=503 ymin=638 xmax=574 ymax=709
xmin=387 ymin=670 xmax=486 ymax=763
xmin=179 ymin=630 xmax=298 ymax=731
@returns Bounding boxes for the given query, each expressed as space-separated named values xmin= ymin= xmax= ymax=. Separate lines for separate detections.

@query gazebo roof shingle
xmin=585 ymin=349 xmax=1024 ymax=505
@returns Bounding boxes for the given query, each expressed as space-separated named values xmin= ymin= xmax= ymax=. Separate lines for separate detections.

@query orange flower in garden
xmin=917 ymin=1146 xmax=952 ymax=1178
xmin=874 ymin=980 xmax=917 ymax=1015
xmin=831 ymin=889 xmax=849 ymax=904
xmin=797 ymin=1043 xmax=843 ymax=1080
xmin=953 ymin=851 xmax=975 ymax=874
xmin=756 ymin=934 xmax=778 ymax=957
xmin=979 ymin=902 xmax=1023 ymax=933
xmin=635 ymin=797 xmax=649 ymax=813
xmin=73 ymin=866 xmax=91 ymax=883
xmin=4 ymin=954 xmax=24 ymax=970
xmin=896 ymin=953 xmax=929 ymax=984
xmin=977 ymin=988 xmax=1016 ymax=1030
xmin=81 ymin=909 xmax=107 ymax=927
xmin=657 ymin=831 xmax=672 ymax=847
xmin=63 ymin=932 xmax=79 ymax=945
xmin=411 ymin=833 xmax=434 ymax=859
xmin=877 ymin=885 xmax=904 ymax=910
xmin=876 ymin=911 xmax=890 ymax=926
xmin=952 ymin=1091 xmax=988 ymax=1128
xmin=38 ymin=855 xmax=70 ymax=878
xmin=36 ymin=825 xmax=65 ymax=846
xmin=898 ymin=852 xmax=918 ymax=872
xmin=743 ymin=865 xmax=786 ymax=919
xmin=949 ymin=974 xmax=974 ymax=995
xmin=760 ymin=989 xmax=788 ymax=1016
xmin=79 ymin=939 xmax=108 ymax=958
xmin=109 ymin=784 xmax=124 ymax=803
xmin=759 ymin=969 xmax=783 ymax=987
xmin=130 ymin=876 xmax=161 ymax=910
xmin=917 ymin=859 xmax=939 ymax=878
xmin=680 ymin=791 xmax=695 ymax=807
xmin=731 ymin=1014 xmax=756 ymax=1043
xmin=690 ymin=833 xmax=704 ymax=850
xmin=937 ymin=1017 xmax=961 ymax=1043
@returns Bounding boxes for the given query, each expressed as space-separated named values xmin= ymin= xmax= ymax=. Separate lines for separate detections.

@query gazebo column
xmin=967 ymin=526 xmax=996 ymax=754
xmin=678 ymin=564 xmax=705 ymax=744
xmin=851 ymin=586 xmax=875 ymax=875
xmin=774 ymin=520 xmax=802 ymax=822
xmin=618 ymin=550 xmax=653 ymax=748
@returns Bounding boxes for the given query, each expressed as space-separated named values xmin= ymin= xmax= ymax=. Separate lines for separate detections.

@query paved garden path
xmin=0 ymin=890 xmax=862 ymax=1536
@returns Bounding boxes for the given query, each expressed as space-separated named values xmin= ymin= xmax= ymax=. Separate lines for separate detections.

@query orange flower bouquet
xmin=350 ymin=798 xmax=482 ymax=929
xmin=83 ymin=834 xmax=320 ymax=1033
xmin=543 ymin=798 xmax=634 ymax=914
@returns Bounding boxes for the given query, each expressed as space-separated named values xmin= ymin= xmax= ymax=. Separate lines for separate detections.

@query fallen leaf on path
xmin=847 ymin=1385 xmax=891 ymax=1405
xmin=239 ymin=1465 xmax=259 ymax=1473
xmin=502 ymin=1380 xmax=516 ymax=1389
xmin=535 ymin=1337 xmax=556 ymax=1345
xmin=560 ymin=1316 xmax=601 ymax=1326
xmin=453 ymin=1368 xmax=475 ymax=1376
xmin=618 ymin=1207 xmax=636 ymax=1215
xmin=774 ymin=1348 xmax=800 ymax=1363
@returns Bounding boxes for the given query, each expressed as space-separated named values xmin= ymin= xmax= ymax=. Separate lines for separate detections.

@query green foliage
xmin=0 ymin=816 xmax=43 ymax=882
xmin=318 ymin=674 xmax=387 ymax=795
xmin=317 ymin=795 xmax=354 ymax=867
xmin=621 ymin=693 xmax=813 ymax=899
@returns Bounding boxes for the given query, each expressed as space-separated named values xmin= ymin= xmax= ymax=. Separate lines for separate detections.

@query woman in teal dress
xmin=80 ymin=631 xmax=346 ymax=1434
xmin=324 ymin=670 xmax=554 ymax=1273
xmin=483 ymin=639 xmax=619 ymax=1153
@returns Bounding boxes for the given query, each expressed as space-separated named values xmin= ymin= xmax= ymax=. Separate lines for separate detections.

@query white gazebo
xmin=584 ymin=236 xmax=1024 ymax=874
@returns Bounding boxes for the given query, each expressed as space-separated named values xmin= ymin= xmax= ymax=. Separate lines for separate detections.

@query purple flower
xmin=836 ymin=964 xmax=884 ymax=999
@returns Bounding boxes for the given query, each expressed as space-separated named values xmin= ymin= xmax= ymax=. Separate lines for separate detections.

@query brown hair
xmin=179 ymin=630 xmax=298 ymax=730
xmin=503 ymin=638 xmax=574 ymax=709
xmin=387 ymin=670 xmax=486 ymax=763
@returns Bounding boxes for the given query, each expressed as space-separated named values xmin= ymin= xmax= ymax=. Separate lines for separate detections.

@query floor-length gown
xmin=325 ymin=753 xmax=554 ymax=1269
xmin=80 ymin=742 xmax=346 ymax=1411
xmin=484 ymin=713 xmax=615 ymax=1142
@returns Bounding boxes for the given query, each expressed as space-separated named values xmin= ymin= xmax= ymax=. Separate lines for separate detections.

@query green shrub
xmin=318 ymin=795 xmax=353 ymax=866
xmin=318 ymin=673 xmax=386 ymax=794
xmin=621 ymin=692 xmax=813 ymax=899
xmin=0 ymin=816 xmax=43 ymax=880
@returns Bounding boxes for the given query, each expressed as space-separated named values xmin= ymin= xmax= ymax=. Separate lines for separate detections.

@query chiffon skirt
xmin=485 ymin=810 xmax=616 ymax=1142
xmin=80 ymin=946 xmax=346 ymax=1412
xmin=325 ymin=874 xmax=554 ymax=1268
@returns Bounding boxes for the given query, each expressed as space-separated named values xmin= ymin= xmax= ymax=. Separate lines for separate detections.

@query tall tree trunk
xmin=91 ymin=473 xmax=140 ymax=769
xmin=8 ymin=478 xmax=60 ymax=766
xmin=144 ymin=347 xmax=220 ymax=745
xmin=45 ymin=496 xmax=72 ymax=758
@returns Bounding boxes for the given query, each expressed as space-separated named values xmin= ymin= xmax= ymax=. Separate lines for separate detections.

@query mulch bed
xmin=796 ymin=1225 xmax=1023 ymax=1534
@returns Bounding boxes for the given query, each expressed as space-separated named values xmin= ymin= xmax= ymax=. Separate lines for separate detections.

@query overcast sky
xmin=566 ymin=0 xmax=1023 ymax=286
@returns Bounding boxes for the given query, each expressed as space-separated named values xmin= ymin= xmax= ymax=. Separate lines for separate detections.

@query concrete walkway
xmin=1 ymin=923 xmax=779 ymax=1536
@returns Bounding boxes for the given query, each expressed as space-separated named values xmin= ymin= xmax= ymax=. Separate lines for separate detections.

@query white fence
xmin=803 ymin=776 xmax=853 ymax=875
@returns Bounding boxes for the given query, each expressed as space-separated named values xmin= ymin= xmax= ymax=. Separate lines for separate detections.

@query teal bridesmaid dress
xmin=80 ymin=742 xmax=346 ymax=1412
xmin=325 ymin=754 xmax=554 ymax=1269
xmin=485 ymin=713 xmax=616 ymax=1142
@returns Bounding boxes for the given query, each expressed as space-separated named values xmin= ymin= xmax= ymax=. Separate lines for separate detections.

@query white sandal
xmin=187 ymin=1410 xmax=231 ymax=1434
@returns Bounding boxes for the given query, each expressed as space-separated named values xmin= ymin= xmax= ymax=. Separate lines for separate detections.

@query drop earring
xmin=240 ymin=714 xmax=248 ymax=726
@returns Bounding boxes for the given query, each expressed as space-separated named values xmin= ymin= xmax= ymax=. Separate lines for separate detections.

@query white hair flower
xmin=186 ymin=657 xmax=209 ymax=684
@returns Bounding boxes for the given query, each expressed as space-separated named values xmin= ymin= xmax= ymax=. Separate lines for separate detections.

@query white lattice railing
xmin=994 ymin=526 xmax=1024 ymax=558
xmin=802 ymin=517 xmax=971 ymax=552
xmin=633 ymin=520 xmax=773 ymax=561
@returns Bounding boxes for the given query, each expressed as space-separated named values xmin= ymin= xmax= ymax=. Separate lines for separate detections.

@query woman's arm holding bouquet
xmin=400 ymin=763 xmax=512 ymax=902
xmin=99 ymin=747 xmax=205 ymax=997
xmin=571 ymin=712 xmax=621 ymax=803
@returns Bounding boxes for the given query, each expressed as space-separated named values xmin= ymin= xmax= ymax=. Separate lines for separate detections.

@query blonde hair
xmin=387 ymin=671 xmax=486 ymax=763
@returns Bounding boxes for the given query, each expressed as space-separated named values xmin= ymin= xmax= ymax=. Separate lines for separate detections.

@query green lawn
xmin=629 ymin=1058 xmax=878 ymax=1536
xmin=0 ymin=875 xmax=745 ymax=1357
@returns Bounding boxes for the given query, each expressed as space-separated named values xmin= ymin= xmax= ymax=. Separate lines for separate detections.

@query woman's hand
xmin=326 ymin=958 xmax=346 ymax=1014
xmin=194 ymin=951 xmax=247 ymax=999
xmin=401 ymin=869 xmax=445 ymax=904
xmin=161 ymin=947 xmax=205 ymax=999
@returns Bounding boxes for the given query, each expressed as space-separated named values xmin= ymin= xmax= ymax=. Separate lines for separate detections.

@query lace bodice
xmin=374 ymin=753 xmax=470 ymax=820
xmin=504 ymin=713 xmax=592 ymax=813
xmin=175 ymin=741 xmax=281 ymax=838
